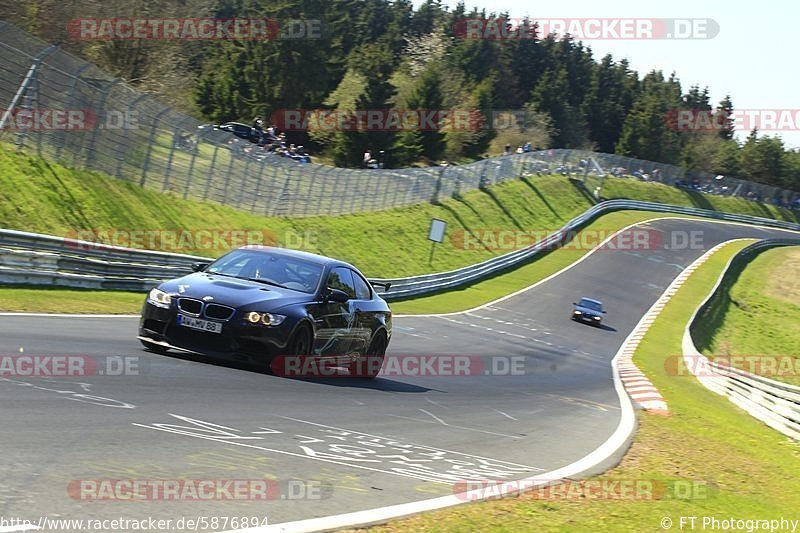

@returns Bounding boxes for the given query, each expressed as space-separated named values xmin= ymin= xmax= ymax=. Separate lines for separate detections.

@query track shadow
xmin=480 ymin=186 xmax=526 ymax=230
xmin=564 ymin=177 xmax=599 ymax=205
xmin=284 ymin=375 xmax=438 ymax=392
xmin=437 ymin=202 xmax=498 ymax=254
xmin=570 ymin=319 xmax=617 ymax=332
xmin=595 ymin=323 xmax=618 ymax=332
xmin=453 ymin=195 xmax=490 ymax=224
xmin=685 ymin=189 xmax=715 ymax=212
xmin=143 ymin=348 xmax=437 ymax=392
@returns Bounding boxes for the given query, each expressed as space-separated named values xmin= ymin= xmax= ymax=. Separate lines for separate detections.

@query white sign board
xmin=428 ymin=218 xmax=447 ymax=243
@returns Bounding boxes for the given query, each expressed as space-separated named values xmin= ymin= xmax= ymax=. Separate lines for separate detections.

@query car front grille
xmin=177 ymin=298 xmax=236 ymax=322
xmin=204 ymin=303 xmax=236 ymax=321
xmin=177 ymin=298 xmax=203 ymax=316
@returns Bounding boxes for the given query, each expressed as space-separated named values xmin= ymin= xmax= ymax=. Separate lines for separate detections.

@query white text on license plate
xmin=177 ymin=314 xmax=222 ymax=334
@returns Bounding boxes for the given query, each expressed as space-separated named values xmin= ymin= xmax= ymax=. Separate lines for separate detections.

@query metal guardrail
xmin=371 ymin=199 xmax=800 ymax=300
xmin=682 ymin=239 xmax=800 ymax=441
xmin=0 ymin=228 xmax=209 ymax=291
xmin=1 ymin=200 xmax=799 ymax=297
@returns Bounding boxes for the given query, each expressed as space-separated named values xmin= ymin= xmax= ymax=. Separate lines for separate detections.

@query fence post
xmin=55 ymin=64 xmax=91 ymax=161
xmin=140 ymin=107 xmax=170 ymax=188
xmin=236 ymin=155 xmax=252 ymax=207
xmin=114 ymin=93 xmax=147 ymax=179
xmin=203 ymin=143 xmax=220 ymax=200
xmin=222 ymin=147 xmax=237 ymax=204
xmin=85 ymin=78 xmax=120 ymax=167
xmin=0 ymin=44 xmax=59 ymax=144
xmin=251 ymin=160 xmax=267 ymax=213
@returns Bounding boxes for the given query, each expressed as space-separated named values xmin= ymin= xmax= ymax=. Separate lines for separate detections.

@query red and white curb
xmin=614 ymin=240 xmax=748 ymax=415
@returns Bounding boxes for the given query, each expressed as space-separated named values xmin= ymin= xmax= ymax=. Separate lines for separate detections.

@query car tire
xmin=140 ymin=339 xmax=169 ymax=355
xmin=289 ymin=324 xmax=313 ymax=356
xmin=350 ymin=333 xmax=387 ymax=379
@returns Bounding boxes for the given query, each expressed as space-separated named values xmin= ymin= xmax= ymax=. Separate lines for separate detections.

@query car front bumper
xmin=138 ymin=300 xmax=295 ymax=361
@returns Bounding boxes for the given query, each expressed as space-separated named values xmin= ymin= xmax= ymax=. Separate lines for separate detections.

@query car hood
xmin=574 ymin=305 xmax=602 ymax=316
xmin=160 ymin=273 xmax=312 ymax=310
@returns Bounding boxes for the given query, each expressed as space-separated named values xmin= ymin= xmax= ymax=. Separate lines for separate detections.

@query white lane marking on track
xmin=385 ymin=413 xmax=523 ymax=440
xmin=491 ymin=408 xmax=518 ymax=421
xmin=135 ymin=415 xmax=538 ymax=483
xmin=277 ymin=416 xmax=538 ymax=464
xmin=425 ymin=397 xmax=448 ymax=409
xmin=419 ymin=409 xmax=448 ymax=426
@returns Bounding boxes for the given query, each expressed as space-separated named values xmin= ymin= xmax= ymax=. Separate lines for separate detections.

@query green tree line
xmin=4 ymin=0 xmax=799 ymax=189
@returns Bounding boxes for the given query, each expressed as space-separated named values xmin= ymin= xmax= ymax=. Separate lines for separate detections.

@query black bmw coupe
xmin=138 ymin=246 xmax=392 ymax=378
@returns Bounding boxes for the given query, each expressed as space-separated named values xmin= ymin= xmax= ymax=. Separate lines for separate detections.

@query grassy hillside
xmin=1 ymin=142 xmax=798 ymax=281
xmin=694 ymin=246 xmax=800 ymax=385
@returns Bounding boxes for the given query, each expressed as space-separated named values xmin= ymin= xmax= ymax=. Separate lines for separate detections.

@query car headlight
xmin=244 ymin=312 xmax=287 ymax=326
xmin=594 ymin=316 xmax=601 ymax=320
xmin=148 ymin=288 xmax=172 ymax=308
xmin=573 ymin=311 xmax=582 ymax=315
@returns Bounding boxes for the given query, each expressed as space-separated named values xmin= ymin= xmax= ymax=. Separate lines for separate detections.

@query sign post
xmin=428 ymin=218 xmax=447 ymax=266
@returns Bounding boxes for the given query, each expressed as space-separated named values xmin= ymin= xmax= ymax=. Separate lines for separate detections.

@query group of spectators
xmin=251 ymin=117 xmax=311 ymax=163
xmin=503 ymin=142 xmax=533 ymax=156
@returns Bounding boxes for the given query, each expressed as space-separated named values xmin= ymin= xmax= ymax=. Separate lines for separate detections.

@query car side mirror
xmin=572 ymin=302 xmax=577 ymax=306
xmin=192 ymin=262 xmax=210 ymax=272
xmin=603 ymin=310 xmax=607 ymax=314
xmin=325 ymin=288 xmax=350 ymax=303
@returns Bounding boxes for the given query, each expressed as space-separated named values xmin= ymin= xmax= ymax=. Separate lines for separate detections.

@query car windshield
xmin=205 ymin=249 xmax=324 ymax=294
xmin=578 ymin=298 xmax=603 ymax=312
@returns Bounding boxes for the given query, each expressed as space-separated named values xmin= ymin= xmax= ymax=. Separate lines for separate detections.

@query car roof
xmin=578 ymin=297 xmax=603 ymax=306
xmin=238 ymin=245 xmax=355 ymax=269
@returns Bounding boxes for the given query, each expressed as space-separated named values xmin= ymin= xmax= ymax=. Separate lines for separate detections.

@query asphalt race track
xmin=0 ymin=218 xmax=797 ymax=531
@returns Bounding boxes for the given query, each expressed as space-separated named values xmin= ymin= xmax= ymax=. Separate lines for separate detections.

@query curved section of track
xmin=0 ymin=219 xmax=796 ymax=529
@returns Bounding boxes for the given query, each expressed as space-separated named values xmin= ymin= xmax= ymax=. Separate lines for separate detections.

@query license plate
xmin=177 ymin=314 xmax=223 ymax=334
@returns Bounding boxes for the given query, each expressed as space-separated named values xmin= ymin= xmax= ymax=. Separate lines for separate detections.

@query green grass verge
xmin=693 ymin=246 xmax=800 ymax=386
xmin=353 ymin=239 xmax=800 ymax=532
xmin=2 ymin=142 xmax=799 ymax=282
xmin=0 ymin=286 xmax=145 ymax=314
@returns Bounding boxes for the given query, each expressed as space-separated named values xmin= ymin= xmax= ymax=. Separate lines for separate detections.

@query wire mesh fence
xmin=1 ymin=21 xmax=798 ymax=218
